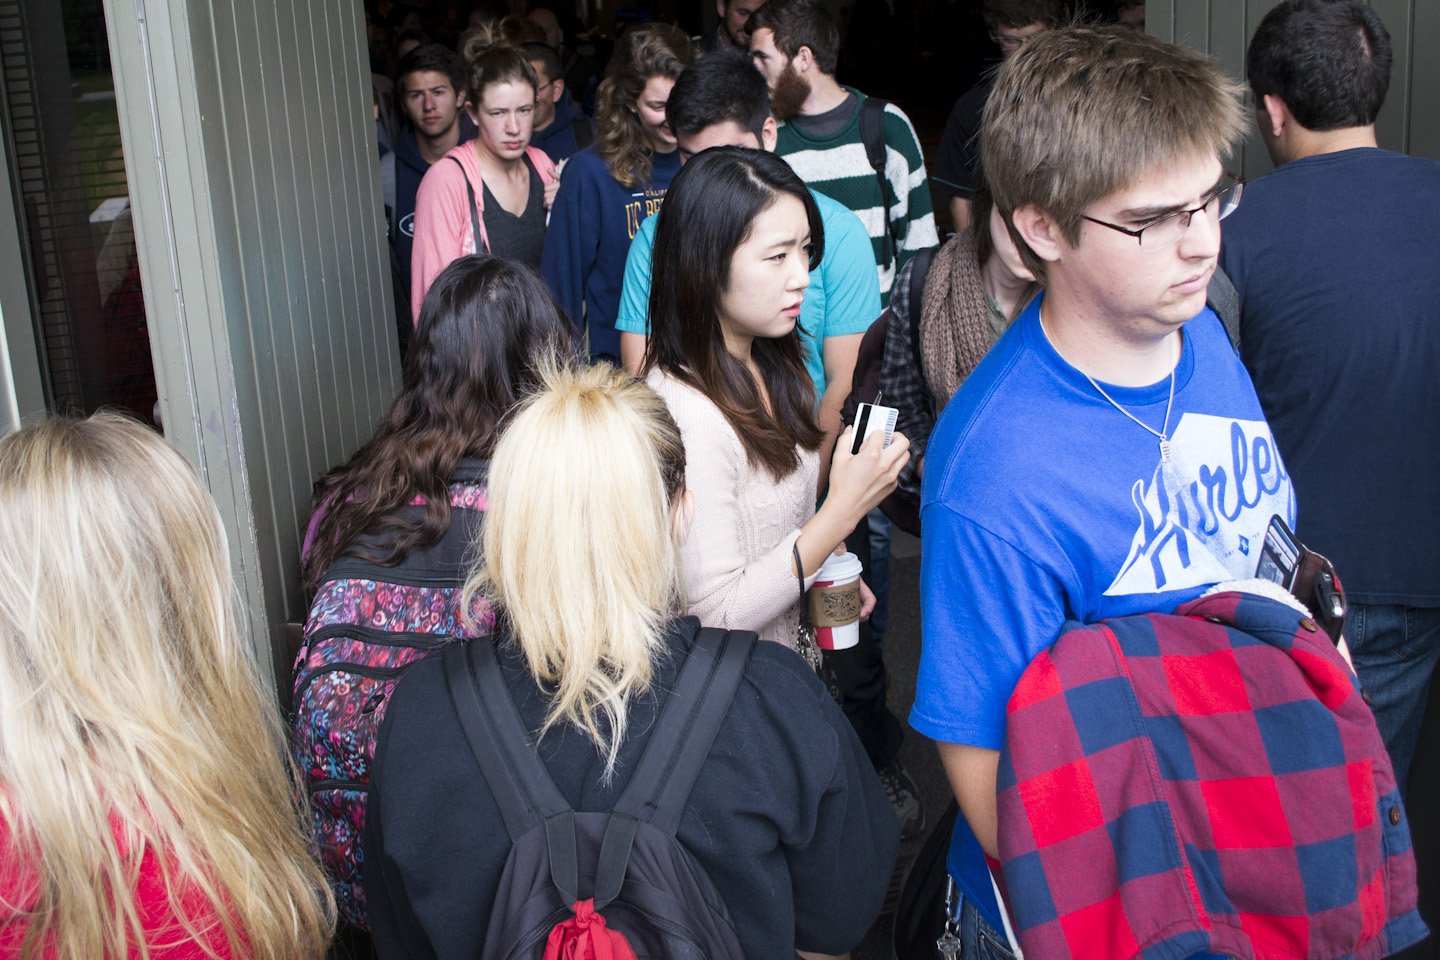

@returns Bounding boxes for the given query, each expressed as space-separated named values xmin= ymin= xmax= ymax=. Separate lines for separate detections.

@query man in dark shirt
xmin=700 ymin=0 xmax=766 ymax=52
xmin=1219 ymin=0 xmax=1440 ymax=790
xmin=379 ymin=44 xmax=475 ymax=302
xmin=931 ymin=0 xmax=1061 ymax=230
xmin=523 ymin=41 xmax=594 ymax=165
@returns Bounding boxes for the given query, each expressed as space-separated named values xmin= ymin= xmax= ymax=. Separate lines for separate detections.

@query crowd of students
xmin=3 ymin=0 xmax=1436 ymax=957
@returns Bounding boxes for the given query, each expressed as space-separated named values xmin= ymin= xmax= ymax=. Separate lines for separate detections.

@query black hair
xmin=1247 ymin=0 xmax=1391 ymax=131
xmin=520 ymin=40 xmax=563 ymax=84
xmin=644 ymin=147 xmax=823 ymax=479
xmin=981 ymin=0 xmax=1063 ymax=31
xmin=303 ymin=257 xmax=575 ymax=591
xmin=747 ymin=0 xmax=839 ymax=76
xmin=394 ymin=42 xmax=465 ymax=98
xmin=666 ymin=51 xmax=771 ymax=144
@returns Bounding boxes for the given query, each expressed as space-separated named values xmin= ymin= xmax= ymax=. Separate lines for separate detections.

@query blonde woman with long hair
xmin=0 ymin=413 xmax=334 ymax=960
xmin=539 ymin=24 xmax=696 ymax=361
xmin=365 ymin=363 xmax=898 ymax=960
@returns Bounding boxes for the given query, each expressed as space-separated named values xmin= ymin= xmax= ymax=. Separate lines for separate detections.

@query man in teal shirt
xmin=616 ymin=51 xmax=879 ymax=486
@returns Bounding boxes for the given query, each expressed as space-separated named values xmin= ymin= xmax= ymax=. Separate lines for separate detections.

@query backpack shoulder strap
xmin=615 ymin=627 xmax=755 ymax=831
xmin=443 ymin=638 xmax=574 ymax=833
xmin=906 ymin=246 xmax=937 ymax=393
xmin=1206 ymin=266 xmax=1241 ymax=353
xmin=572 ymin=114 xmax=593 ymax=150
xmin=448 ymin=155 xmax=484 ymax=254
xmin=859 ymin=96 xmax=895 ymax=269
xmin=591 ymin=627 xmax=755 ymax=906
xmin=444 ymin=639 xmax=585 ymax=904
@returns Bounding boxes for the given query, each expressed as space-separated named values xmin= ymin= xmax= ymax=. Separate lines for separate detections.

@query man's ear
xmin=1010 ymin=204 xmax=1065 ymax=264
xmin=792 ymin=44 xmax=815 ymax=74
xmin=549 ymin=77 xmax=566 ymax=104
xmin=1260 ymin=93 xmax=1288 ymax=139
xmin=761 ymin=115 xmax=779 ymax=151
xmin=716 ymin=0 xmax=728 ymax=20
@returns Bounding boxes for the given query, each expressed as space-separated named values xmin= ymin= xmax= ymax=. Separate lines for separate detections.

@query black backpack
xmin=442 ymin=626 xmax=756 ymax=960
xmin=859 ymin=96 xmax=896 ymax=270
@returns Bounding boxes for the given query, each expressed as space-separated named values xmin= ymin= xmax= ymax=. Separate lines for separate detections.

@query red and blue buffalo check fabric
xmin=995 ymin=590 xmax=1427 ymax=960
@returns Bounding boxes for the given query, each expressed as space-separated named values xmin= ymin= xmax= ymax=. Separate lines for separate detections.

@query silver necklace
xmin=1044 ymin=313 xmax=1178 ymax=463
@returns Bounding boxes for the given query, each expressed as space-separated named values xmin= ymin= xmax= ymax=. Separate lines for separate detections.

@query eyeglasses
xmin=991 ymin=32 xmax=1036 ymax=51
xmin=1082 ymin=173 xmax=1245 ymax=248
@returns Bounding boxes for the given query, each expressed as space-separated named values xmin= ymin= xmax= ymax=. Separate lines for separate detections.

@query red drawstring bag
xmin=543 ymin=900 xmax=639 ymax=960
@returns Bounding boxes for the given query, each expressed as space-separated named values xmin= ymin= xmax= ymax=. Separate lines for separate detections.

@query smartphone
xmin=1255 ymin=514 xmax=1301 ymax=591
xmin=851 ymin=402 xmax=898 ymax=455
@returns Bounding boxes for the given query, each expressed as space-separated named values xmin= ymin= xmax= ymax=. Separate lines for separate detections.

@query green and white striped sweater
xmin=775 ymin=88 xmax=939 ymax=306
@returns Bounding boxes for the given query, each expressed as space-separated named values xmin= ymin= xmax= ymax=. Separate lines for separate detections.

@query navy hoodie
xmin=530 ymin=98 xmax=594 ymax=165
xmin=540 ymin=145 xmax=681 ymax=360
xmin=382 ymin=115 xmax=477 ymax=296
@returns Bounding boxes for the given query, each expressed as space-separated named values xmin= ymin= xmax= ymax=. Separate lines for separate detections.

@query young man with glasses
xmin=911 ymin=26 xmax=1295 ymax=958
xmin=1219 ymin=0 xmax=1440 ymax=794
xmin=932 ymin=0 xmax=1062 ymax=231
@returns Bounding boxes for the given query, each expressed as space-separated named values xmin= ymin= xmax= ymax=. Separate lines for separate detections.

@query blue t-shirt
xmin=540 ymin=145 xmax=682 ymax=360
xmin=911 ymin=293 xmax=1296 ymax=929
xmin=1219 ymin=147 xmax=1440 ymax=606
xmin=614 ymin=189 xmax=880 ymax=398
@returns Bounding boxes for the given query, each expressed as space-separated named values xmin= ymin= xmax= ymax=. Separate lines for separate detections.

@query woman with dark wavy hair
xmin=301 ymin=255 xmax=573 ymax=593
xmin=296 ymin=257 xmax=573 ymax=932
xmin=642 ymin=146 xmax=909 ymax=656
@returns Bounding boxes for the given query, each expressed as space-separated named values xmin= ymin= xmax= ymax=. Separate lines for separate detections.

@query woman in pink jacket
xmin=410 ymin=37 xmax=557 ymax=320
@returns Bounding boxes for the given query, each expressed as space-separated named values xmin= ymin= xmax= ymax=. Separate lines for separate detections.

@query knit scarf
xmin=918 ymin=225 xmax=996 ymax=406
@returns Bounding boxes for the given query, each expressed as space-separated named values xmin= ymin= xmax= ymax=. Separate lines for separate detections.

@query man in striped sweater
xmin=748 ymin=0 xmax=938 ymax=307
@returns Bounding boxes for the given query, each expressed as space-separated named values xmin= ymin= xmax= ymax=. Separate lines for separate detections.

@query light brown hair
xmin=595 ymin=23 xmax=696 ymax=189
xmin=459 ymin=20 xmax=539 ymax=104
xmin=980 ymin=25 xmax=1244 ymax=277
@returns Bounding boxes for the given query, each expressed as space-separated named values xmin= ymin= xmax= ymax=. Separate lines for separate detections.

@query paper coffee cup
xmin=808 ymin=551 xmax=864 ymax=650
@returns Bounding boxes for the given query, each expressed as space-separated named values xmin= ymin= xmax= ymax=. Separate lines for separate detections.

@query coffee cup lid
xmin=815 ymin=550 xmax=863 ymax=583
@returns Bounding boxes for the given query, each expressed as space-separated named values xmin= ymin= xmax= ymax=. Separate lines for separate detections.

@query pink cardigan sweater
xmin=409 ymin=142 xmax=556 ymax=322
xmin=648 ymin=369 xmax=822 ymax=650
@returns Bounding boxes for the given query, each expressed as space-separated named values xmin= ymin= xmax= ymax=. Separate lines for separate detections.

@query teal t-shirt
xmin=615 ymin=188 xmax=881 ymax=399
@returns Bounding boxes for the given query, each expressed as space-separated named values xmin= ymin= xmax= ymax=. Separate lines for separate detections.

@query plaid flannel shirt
xmin=877 ymin=256 xmax=930 ymax=500
xmin=996 ymin=590 xmax=1427 ymax=960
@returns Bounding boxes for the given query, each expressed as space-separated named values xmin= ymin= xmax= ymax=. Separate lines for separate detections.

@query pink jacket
xmin=410 ymin=143 xmax=557 ymax=323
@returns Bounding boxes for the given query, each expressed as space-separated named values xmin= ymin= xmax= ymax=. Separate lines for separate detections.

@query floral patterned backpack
xmin=291 ymin=460 xmax=492 ymax=929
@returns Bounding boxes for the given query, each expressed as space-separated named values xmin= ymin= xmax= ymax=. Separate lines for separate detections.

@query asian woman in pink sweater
xmin=640 ymin=146 xmax=909 ymax=654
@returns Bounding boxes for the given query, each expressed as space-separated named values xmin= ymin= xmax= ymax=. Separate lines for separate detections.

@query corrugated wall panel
xmin=104 ymin=0 xmax=399 ymax=688
xmin=1152 ymin=0 xmax=1438 ymax=176
xmin=1411 ymin=2 xmax=1440 ymax=161
xmin=1369 ymin=0 xmax=1410 ymax=153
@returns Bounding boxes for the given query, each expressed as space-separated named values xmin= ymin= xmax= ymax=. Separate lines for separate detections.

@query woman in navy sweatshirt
xmin=540 ymin=23 xmax=695 ymax=361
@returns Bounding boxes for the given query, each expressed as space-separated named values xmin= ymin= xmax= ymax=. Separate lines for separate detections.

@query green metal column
xmin=101 ymin=0 xmax=400 ymax=691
